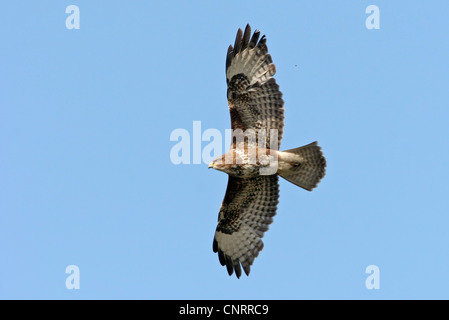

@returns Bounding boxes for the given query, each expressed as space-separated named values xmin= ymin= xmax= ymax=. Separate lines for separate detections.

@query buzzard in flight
xmin=209 ymin=25 xmax=326 ymax=278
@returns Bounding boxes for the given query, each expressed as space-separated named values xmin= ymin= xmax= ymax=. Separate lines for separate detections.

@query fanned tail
xmin=279 ymin=142 xmax=326 ymax=191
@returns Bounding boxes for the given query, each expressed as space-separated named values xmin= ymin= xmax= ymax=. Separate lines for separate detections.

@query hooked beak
xmin=208 ymin=162 xmax=214 ymax=169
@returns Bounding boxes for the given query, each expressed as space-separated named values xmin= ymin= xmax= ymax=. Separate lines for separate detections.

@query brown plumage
xmin=209 ymin=24 xmax=326 ymax=278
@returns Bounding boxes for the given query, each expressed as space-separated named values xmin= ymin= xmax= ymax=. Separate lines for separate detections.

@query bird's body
xmin=210 ymin=146 xmax=278 ymax=178
xmin=209 ymin=25 xmax=326 ymax=278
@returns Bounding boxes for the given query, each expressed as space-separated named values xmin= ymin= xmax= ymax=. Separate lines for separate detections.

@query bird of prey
xmin=208 ymin=24 xmax=326 ymax=278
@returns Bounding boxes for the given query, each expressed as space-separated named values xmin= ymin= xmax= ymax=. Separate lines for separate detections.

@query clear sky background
xmin=1 ymin=1 xmax=449 ymax=299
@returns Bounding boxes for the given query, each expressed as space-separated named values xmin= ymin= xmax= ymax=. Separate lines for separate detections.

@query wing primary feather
xmin=249 ymin=30 xmax=260 ymax=48
xmin=234 ymin=261 xmax=242 ymax=279
xmin=225 ymin=45 xmax=233 ymax=73
xmin=242 ymin=263 xmax=251 ymax=277
xmin=225 ymin=256 xmax=234 ymax=276
xmin=258 ymin=35 xmax=267 ymax=48
xmin=241 ymin=24 xmax=251 ymax=51
xmin=227 ymin=44 xmax=233 ymax=55
xmin=218 ymin=248 xmax=226 ymax=266
xmin=233 ymin=28 xmax=243 ymax=56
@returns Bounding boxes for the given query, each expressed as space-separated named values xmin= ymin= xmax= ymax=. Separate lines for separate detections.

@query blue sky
xmin=1 ymin=1 xmax=449 ymax=299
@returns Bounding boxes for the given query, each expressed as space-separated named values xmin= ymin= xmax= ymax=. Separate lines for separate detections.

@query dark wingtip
xmin=249 ymin=29 xmax=260 ymax=49
xmin=227 ymin=25 xmax=267 ymax=74
xmin=214 ymin=238 xmax=244 ymax=279
xmin=225 ymin=256 xmax=234 ymax=276
xmin=241 ymin=24 xmax=251 ymax=52
xmin=243 ymin=264 xmax=251 ymax=277
xmin=227 ymin=45 xmax=233 ymax=54
xmin=218 ymin=251 xmax=226 ymax=267
xmin=225 ymin=45 xmax=234 ymax=71
xmin=233 ymin=28 xmax=243 ymax=56
xmin=234 ymin=261 xmax=242 ymax=279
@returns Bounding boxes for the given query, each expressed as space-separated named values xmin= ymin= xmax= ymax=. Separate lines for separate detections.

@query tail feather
xmin=279 ymin=141 xmax=326 ymax=191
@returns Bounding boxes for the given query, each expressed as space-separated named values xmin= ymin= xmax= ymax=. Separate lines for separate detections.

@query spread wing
xmin=226 ymin=24 xmax=285 ymax=149
xmin=212 ymin=175 xmax=279 ymax=278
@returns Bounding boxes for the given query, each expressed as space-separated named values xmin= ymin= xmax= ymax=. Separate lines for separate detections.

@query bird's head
xmin=209 ymin=150 xmax=239 ymax=174
xmin=208 ymin=150 xmax=244 ymax=176
xmin=208 ymin=156 xmax=227 ymax=173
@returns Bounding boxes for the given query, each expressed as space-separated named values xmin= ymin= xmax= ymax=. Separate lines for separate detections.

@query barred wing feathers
xmin=226 ymin=24 xmax=285 ymax=149
xmin=213 ymin=176 xmax=279 ymax=278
